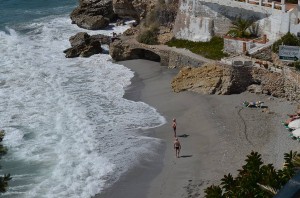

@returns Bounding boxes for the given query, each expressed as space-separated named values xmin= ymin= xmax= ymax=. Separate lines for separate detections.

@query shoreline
xmin=97 ymin=59 xmax=300 ymax=198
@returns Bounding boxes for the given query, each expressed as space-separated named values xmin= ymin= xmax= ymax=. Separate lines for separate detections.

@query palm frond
xmin=257 ymin=183 xmax=278 ymax=196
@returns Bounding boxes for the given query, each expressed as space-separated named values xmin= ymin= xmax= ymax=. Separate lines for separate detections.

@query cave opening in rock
xmin=130 ymin=49 xmax=161 ymax=62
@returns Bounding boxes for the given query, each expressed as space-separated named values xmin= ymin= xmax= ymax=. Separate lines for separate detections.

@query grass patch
xmin=166 ymin=36 xmax=228 ymax=60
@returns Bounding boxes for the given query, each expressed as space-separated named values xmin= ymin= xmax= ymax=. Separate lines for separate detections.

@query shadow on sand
xmin=178 ymin=134 xmax=189 ymax=138
xmin=180 ymin=155 xmax=193 ymax=158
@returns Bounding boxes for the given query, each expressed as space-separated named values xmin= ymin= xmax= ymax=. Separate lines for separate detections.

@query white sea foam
xmin=0 ymin=15 xmax=165 ymax=198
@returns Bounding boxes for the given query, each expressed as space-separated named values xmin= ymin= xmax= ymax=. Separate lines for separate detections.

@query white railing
xmin=231 ymin=0 xmax=285 ymax=11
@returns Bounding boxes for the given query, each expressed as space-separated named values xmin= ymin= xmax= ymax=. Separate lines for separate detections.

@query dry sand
xmin=98 ymin=59 xmax=300 ymax=198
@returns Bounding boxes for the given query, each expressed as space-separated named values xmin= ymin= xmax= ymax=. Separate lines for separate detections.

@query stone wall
xmin=283 ymin=67 xmax=300 ymax=101
xmin=109 ymin=36 xmax=211 ymax=68
xmin=250 ymin=46 xmax=272 ymax=61
xmin=173 ymin=0 xmax=292 ymax=42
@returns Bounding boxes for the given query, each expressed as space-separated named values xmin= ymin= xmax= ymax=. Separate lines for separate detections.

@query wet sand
xmin=97 ymin=59 xmax=300 ymax=198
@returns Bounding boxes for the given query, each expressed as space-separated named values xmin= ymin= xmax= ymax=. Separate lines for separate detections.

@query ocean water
xmin=0 ymin=1 xmax=165 ymax=197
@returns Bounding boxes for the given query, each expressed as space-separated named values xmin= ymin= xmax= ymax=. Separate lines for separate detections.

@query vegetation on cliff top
xmin=137 ymin=26 xmax=159 ymax=45
xmin=137 ymin=0 xmax=178 ymax=45
xmin=166 ymin=37 xmax=228 ymax=60
xmin=205 ymin=151 xmax=299 ymax=198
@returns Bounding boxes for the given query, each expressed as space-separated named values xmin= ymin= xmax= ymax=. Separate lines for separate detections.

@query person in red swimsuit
xmin=172 ymin=118 xmax=177 ymax=137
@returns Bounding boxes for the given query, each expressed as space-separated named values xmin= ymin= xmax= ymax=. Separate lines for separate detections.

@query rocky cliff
xmin=70 ymin=0 xmax=158 ymax=30
xmin=172 ymin=63 xmax=232 ymax=94
xmin=113 ymin=0 xmax=157 ymax=22
xmin=172 ymin=63 xmax=287 ymax=98
xmin=70 ymin=0 xmax=115 ymax=30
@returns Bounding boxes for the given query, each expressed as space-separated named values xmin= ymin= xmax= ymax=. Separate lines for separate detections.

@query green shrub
xmin=272 ymin=32 xmax=300 ymax=53
xmin=137 ymin=27 xmax=159 ymax=45
xmin=166 ymin=36 xmax=228 ymax=60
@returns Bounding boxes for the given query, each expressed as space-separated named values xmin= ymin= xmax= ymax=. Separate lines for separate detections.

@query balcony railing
xmin=232 ymin=0 xmax=285 ymax=11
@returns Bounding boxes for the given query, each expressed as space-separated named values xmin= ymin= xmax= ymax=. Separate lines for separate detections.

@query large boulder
xmin=63 ymin=32 xmax=105 ymax=58
xmin=109 ymin=37 xmax=132 ymax=61
xmin=70 ymin=0 xmax=115 ymax=30
xmin=172 ymin=63 xmax=232 ymax=94
xmin=171 ymin=62 xmax=286 ymax=97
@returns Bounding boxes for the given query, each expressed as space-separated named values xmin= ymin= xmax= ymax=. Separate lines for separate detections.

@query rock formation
xmin=70 ymin=0 xmax=159 ymax=30
xmin=172 ymin=63 xmax=232 ymax=94
xmin=70 ymin=0 xmax=115 ymax=30
xmin=172 ymin=63 xmax=286 ymax=97
xmin=113 ymin=0 xmax=157 ymax=22
xmin=64 ymin=32 xmax=108 ymax=58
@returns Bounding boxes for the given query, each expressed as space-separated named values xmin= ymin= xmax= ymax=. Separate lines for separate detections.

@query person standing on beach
xmin=172 ymin=118 xmax=177 ymax=137
xmin=174 ymin=138 xmax=181 ymax=158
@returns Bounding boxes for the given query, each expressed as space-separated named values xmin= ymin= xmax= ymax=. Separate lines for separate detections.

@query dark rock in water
xmin=90 ymin=34 xmax=111 ymax=45
xmin=69 ymin=32 xmax=90 ymax=47
xmin=64 ymin=32 xmax=107 ymax=58
xmin=70 ymin=0 xmax=115 ymax=30
xmin=116 ymin=19 xmax=125 ymax=26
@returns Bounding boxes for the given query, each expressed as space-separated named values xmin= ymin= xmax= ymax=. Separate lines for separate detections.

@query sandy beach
xmin=98 ymin=59 xmax=300 ymax=198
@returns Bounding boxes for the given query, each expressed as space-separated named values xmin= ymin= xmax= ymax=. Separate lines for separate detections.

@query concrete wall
xmin=168 ymin=50 xmax=207 ymax=68
xmin=173 ymin=0 xmax=294 ymax=42
xmin=224 ymin=38 xmax=254 ymax=54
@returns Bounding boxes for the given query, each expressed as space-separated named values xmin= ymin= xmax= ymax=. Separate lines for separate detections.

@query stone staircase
xmin=248 ymin=40 xmax=275 ymax=55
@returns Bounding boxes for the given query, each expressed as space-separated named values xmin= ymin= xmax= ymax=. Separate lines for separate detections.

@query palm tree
xmin=228 ymin=17 xmax=253 ymax=38
xmin=204 ymin=151 xmax=299 ymax=198
xmin=204 ymin=185 xmax=223 ymax=198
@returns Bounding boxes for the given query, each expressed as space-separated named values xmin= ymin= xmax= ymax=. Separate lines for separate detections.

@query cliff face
xmin=113 ymin=0 xmax=157 ymax=22
xmin=70 ymin=0 xmax=158 ymax=30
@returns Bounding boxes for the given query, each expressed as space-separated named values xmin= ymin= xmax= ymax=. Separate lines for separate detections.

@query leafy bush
xmin=166 ymin=37 xmax=228 ymax=60
xmin=272 ymin=32 xmax=300 ymax=53
xmin=137 ymin=27 xmax=159 ymax=45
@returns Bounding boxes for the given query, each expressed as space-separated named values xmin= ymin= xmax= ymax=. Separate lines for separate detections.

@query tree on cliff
xmin=0 ymin=130 xmax=11 ymax=193
xmin=205 ymin=151 xmax=299 ymax=198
